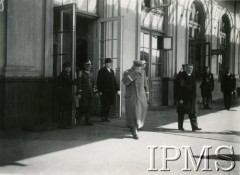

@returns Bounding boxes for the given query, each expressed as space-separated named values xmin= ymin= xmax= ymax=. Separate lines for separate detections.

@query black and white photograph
xmin=0 ymin=0 xmax=240 ymax=174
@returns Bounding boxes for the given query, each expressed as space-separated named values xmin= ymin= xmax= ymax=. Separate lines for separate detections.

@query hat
xmin=63 ymin=61 xmax=71 ymax=68
xmin=105 ymin=58 xmax=112 ymax=64
xmin=133 ymin=60 xmax=144 ymax=67
xmin=84 ymin=60 xmax=91 ymax=65
xmin=182 ymin=64 xmax=187 ymax=68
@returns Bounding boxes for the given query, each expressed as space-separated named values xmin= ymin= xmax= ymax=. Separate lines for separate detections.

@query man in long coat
xmin=97 ymin=58 xmax=119 ymax=122
xmin=122 ymin=60 xmax=148 ymax=139
xmin=176 ymin=64 xmax=202 ymax=131
xmin=221 ymin=68 xmax=236 ymax=110
xmin=57 ymin=61 xmax=73 ymax=129
xmin=200 ymin=66 xmax=214 ymax=109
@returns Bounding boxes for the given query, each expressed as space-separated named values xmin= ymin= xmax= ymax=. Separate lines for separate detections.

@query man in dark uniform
xmin=200 ymin=66 xmax=214 ymax=109
xmin=97 ymin=58 xmax=119 ymax=122
xmin=176 ymin=64 xmax=202 ymax=131
xmin=221 ymin=68 xmax=236 ymax=110
xmin=77 ymin=60 xmax=95 ymax=126
xmin=57 ymin=61 xmax=73 ymax=129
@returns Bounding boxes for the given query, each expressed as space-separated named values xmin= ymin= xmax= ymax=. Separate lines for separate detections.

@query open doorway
xmin=76 ymin=16 xmax=96 ymax=72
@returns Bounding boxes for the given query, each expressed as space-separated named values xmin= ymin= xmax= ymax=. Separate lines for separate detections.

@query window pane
xmin=88 ymin=0 xmax=97 ymax=13
xmin=113 ymin=40 xmax=118 ymax=58
xmin=100 ymin=41 xmax=105 ymax=58
xmin=100 ymin=22 xmax=113 ymax=40
xmin=77 ymin=0 xmax=88 ymax=11
xmin=140 ymin=32 xmax=144 ymax=46
xmin=106 ymin=40 xmax=112 ymax=57
xmin=144 ymin=33 xmax=150 ymax=48
xmin=151 ymin=64 xmax=161 ymax=77
xmin=152 ymin=35 xmax=158 ymax=49
xmin=113 ymin=21 xmax=118 ymax=39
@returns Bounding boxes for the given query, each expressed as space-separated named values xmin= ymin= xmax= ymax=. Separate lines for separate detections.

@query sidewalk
xmin=0 ymin=97 xmax=240 ymax=175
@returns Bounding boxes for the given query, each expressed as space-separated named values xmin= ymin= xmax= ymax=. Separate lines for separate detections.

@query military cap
xmin=133 ymin=60 xmax=144 ymax=67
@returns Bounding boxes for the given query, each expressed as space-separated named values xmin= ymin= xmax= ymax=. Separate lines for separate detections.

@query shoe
xmin=86 ymin=121 xmax=93 ymax=126
xmin=206 ymin=106 xmax=212 ymax=109
xmin=178 ymin=128 xmax=185 ymax=131
xmin=192 ymin=127 xmax=202 ymax=131
xmin=133 ymin=134 xmax=139 ymax=140
xmin=105 ymin=119 xmax=111 ymax=122
xmin=62 ymin=126 xmax=73 ymax=129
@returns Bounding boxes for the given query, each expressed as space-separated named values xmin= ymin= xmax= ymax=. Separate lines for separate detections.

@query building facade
xmin=0 ymin=0 xmax=239 ymax=128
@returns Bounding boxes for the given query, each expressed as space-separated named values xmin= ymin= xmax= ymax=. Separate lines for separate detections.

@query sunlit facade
xmin=0 ymin=0 xmax=239 ymax=128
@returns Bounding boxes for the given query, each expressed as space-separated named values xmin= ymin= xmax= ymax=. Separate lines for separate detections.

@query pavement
xmin=0 ymin=97 xmax=240 ymax=175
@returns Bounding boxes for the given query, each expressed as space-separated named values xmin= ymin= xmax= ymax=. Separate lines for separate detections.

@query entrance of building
xmin=53 ymin=4 xmax=97 ymax=77
xmin=53 ymin=3 xmax=122 ymax=121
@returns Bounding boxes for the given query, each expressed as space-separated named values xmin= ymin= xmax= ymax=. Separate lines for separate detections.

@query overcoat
xmin=57 ymin=70 xmax=73 ymax=105
xmin=122 ymin=68 xmax=148 ymax=129
xmin=221 ymin=73 xmax=236 ymax=93
xmin=200 ymin=72 xmax=214 ymax=98
xmin=97 ymin=67 xmax=119 ymax=105
xmin=177 ymin=71 xmax=198 ymax=114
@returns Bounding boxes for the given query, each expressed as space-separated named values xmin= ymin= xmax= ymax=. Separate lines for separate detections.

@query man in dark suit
xmin=97 ymin=58 xmax=119 ymax=122
xmin=176 ymin=64 xmax=202 ymax=131
xmin=200 ymin=66 xmax=214 ymax=109
xmin=221 ymin=68 xmax=236 ymax=110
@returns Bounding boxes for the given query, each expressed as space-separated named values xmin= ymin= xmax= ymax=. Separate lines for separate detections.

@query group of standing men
xmin=57 ymin=58 xmax=119 ymax=129
xmin=57 ymin=59 xmax=149 ymax=140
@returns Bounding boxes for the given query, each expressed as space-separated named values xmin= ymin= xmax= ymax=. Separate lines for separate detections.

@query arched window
xmin=220 ymin=15 xmax=230 ymax=47
xmin=218 ymin=14 xmax=230 ymax=79
xmin=189 ymin=3 xmax=201 ymax=39
xmin=188 ymin=1 xmax=208 ymax=80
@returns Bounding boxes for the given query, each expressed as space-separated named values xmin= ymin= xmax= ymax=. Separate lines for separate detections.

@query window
xmin=98 ymin=17 xmax=122 ymax=78
xmin=189 ymin=3 xmax=201 ymax=39
xmin=188 ymin=1 xmax=206 ymax=80
xmin=140 ymin=31 xmax=162 ymax=77
xmin=220 ymin=17 xmax=228 ymax=47
xmin=142 ymin=0 xmax=164 ymax=9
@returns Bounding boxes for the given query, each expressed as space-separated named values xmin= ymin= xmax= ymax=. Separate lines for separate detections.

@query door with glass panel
xmin=98 ymin=17 xmax=122 ymax=117
xmin=53 ymin=4 xmax=76 ymax=78
xmin=53 ymin=4 xmax=76 ymax=122
xmin=140 ymin=31 xmax=162 ymax=107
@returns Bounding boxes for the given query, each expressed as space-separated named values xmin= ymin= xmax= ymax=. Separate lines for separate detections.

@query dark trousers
xmin=59 ymin=102 xmax=72 ymax=127
xmin=79 ymin=95 xmax=93 ymax=123
xmin=223 ymin=92 xmax=232 ymax=110
xmin=100 ymin=93 xmax=113 ymax=119
xmin=201 ymin=90 xmax=212 ymax=108
xmin=178 ymin=113 xmax=198 ymax=129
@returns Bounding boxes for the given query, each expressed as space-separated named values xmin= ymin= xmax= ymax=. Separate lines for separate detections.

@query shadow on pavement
xmin=194 ymin=154 xmax=240 ymax=161
xmin=0 ymin=97 xmax=239 ymax=167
